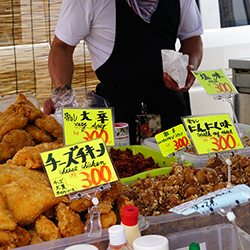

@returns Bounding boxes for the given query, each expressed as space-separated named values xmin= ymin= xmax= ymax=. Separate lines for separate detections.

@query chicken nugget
xmin=0 ymin=129 xmax=35 ymax=163
xmin=68 ymin=192 xmax=102 ymax=213
xmin=0 ymin=194 xmax=16 ymax=231
xmin=56 ymin=202 xmax=84 ymax=237
xmin=14 ymin=93 xmax=42 ymax=122
xmin=8 ymin=142 xmax=63 ymax=170
xmin=35 ymin=215 xmax=61 ymax=242
xmin=28 ymin=230 xmax=44 ymax=245
xmin=0 ymin=105 xmax=29 ymax=142
xmin=13 ymin=226 xmax=30 ymax=247
xmin=25 ymin=124 xmax=53 ymax=143
xmin=0 ymin=164 xmax=50 ymax=187
xmin=0 ymin=178 xmax=67 ymax=226
xmin=100 ymin=210 xmax=117 ymax=229
xmin=35 ymin=114 xmax=63 ymax=138
xmin=0 ymin=230 xmax=17 ymax=246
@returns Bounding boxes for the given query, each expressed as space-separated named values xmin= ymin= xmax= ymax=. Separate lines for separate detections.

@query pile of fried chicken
xmin=122 ymin=154 xmax=250 ymax=216
xmin=0 ymin=94 xmax=133 ymax=249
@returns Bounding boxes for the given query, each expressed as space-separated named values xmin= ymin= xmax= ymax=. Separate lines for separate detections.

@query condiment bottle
xmin=121 ymin=205 xmax=141 ymax=247
xmin=133 ymin=235 xmax=169 ymax=250
xmin=106 ymin=225 xmax=133 ymax=250
xmin=189 ymin=242 xmax=200 ymax=250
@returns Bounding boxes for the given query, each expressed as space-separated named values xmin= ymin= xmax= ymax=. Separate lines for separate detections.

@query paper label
xmin=63 ymin=108 xmax=115 ymax=146
xmin=155 ymin=124 xmax=191 ymax=157
xmin=192 ymin=69 xmax=238 ymax=96
xmin=182 ymin=113 xmax=244 ymax=155
xmin=40 ymin=138 xmax=119 ymax=198
xmin=169 ymin=184 xmax=250 ymax=215
xmin=175 ymin=242 xmax=207 ymax=250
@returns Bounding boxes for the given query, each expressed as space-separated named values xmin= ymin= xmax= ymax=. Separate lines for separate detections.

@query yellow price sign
xmin=155 ymin=124 xmax=191 ymax=157
xmin=63 ymin=108 xmax=115 ymax=146
xmin=182 ymin=114 xmax=244 ymax=155
xmin=40 ymin=138 xmax=119 ymax=198
xmin=192 ymin=69 xmax=238 ymax=95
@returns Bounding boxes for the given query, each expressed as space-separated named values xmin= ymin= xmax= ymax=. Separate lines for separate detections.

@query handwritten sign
xmin=63 ymin=108 xmax=115 ymax=146
xmin=155 ymin=124 xmax=191 ymax=157
xmin=40 ymin=138 xmax=119 ymax=198
xmin=192 ymin=69 xmax=238 ymax=96
xmin=182 ymin=114 xmax=244 ymax=155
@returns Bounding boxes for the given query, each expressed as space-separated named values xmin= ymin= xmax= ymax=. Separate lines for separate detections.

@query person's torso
xmin=95 ymin=0 xmax=180 ymax=97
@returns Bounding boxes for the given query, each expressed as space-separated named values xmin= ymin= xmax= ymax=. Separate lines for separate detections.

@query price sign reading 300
xmin=192 ymin=69 xmax=238 ymax=96
xmin=40 ymin=138 xmax=119 ymax=197
xmin=155 ymin=124 xmax=191 ymax=157
xmin=182 ymin=114 xmax=244 ymax=155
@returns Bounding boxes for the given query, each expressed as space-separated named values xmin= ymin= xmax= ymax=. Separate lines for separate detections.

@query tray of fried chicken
xmin=0 ymin=94 xmax=152 ymax=250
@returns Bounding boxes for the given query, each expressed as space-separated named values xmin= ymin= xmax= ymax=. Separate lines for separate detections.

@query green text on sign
xmin=63 ymin=108 xmax=115 ymax=146
xmin=155 ymin=124 xmax=191 ymax=157
xmin=192 ymin=69 xmax=238 ymax=95
xmin=182 ymin=114 xmax=244 ymax=155
xmin=40 ymin=138 xmax=119 ymax=198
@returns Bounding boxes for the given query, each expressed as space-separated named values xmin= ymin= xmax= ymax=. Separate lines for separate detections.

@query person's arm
xmin=163 ymin=35 xmax=203 ymax=92
xmin=49 ymin=35 xmax=76 ymax=89
xmin=43 ymin=36 xmax=76 ymax=114
xmin=179 ymin=35 xmax=203 ymax=91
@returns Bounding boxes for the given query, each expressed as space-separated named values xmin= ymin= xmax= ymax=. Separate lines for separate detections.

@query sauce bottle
xmin=106 ymin=225 xmax=133 ymax=250
xmin=133 ymin=234 xmax=169 ymax=250
xmin=121 ymin=205 xmax=141 ymax=247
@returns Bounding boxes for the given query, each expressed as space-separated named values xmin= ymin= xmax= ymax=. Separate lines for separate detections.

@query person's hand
xmin=163 ymin=64 xmax=195 ymax=92
xmin=163 ymin=72 xmax=180 ymax=92
xmin=180 ymin=64 xmax=195 ymax=92
xmin=43 ymin=98 xmax=55 ymax=115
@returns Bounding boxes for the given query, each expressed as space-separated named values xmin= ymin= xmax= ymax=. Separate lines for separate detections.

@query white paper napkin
xmin=161 ymin=50 xmax=189 ymax=89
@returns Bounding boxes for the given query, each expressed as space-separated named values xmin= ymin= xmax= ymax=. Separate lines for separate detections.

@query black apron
xmin=95 ymin=0 xmax=191 ymax=144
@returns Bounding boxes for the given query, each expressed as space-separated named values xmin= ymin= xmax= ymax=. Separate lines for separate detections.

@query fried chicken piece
xmin=196 ymin=168 xmax=208 ymax=185
xmin=8 ymin=142 xmax=63 ymax=170
xmin=0 ymin=105 xmax=29 ymax=142
xmin=115 ymin=195 xmax=134 ymax=224
xmin=0 ymin=164 xmax=50 ymax=187
xmin=55 ymin=202 xmax=84 ymax=237
xmin=205 ymin=157 xmax=223 ymax=169
xmin=0 ymin=230 xmax=17 ymax=246
xmin=100 ymin=210 xmax=117 ymax=229
xmin=0 ymin=243 xmax=16 ymax=249
xmin=35 ymin=215 xmax=61 ymax=241
xmin=0 ymin=178 xmax=68 ymax=226
xmin=99 ymin=182 xmax=123 ymax=214
xmin=0 ymin=194 xmax=16 ymax=231
xmin=13 ymin=226 xmax=30 ymax=247
xmin=35 ymin=114 xmax=63 ymax=138
xmin=68 ymin=192 xmax=103 ymax=213
xmin=0 ymin=130 xmax=35 ymax=162
xmin=25 ymin=124 xmax=53 ymax=143
xmin=14 ymin=93 xmax=42 ymax=122
xmin=28 ymin=230 xmax=44 ymax=245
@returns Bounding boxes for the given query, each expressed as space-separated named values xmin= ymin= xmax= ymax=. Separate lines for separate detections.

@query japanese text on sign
xmin=192 ymin=69 xmax=238 ymax=96
xmin=155 ymin=124 xmax=191 ymax=157
xmin=40 ymin=138 xmax=119 ymax=197
xmin=63 ymin=108 xmax=115 ymax=146
xmin=182 ymin=114 xmax=244 ymax=155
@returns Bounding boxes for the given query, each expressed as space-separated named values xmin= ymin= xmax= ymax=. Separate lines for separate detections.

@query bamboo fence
xmin=0 ymin=0 xmax=99 ymax=108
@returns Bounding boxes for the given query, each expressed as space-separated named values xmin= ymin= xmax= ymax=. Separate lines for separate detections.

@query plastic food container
xmin=111 ymin=145 xmax=192 ymax=185
xmin=182 ymin=123 xmax=250 ymax=169
xmin=167 ymin=223 xmax=250 ymax=250
xmin=0 ymin=93 xmax=40 ymax=111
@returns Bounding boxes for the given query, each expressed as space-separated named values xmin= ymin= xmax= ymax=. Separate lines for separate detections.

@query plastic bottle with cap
xmin=121 ymin=205 xmax=141 ymax=247
xmin=189 ymin=242 xmax=200 ymax=250
xmin=133 ymin=234 xmax=169 ymax=250
xmin=106 ymin=225 xmax=133 ymax=250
